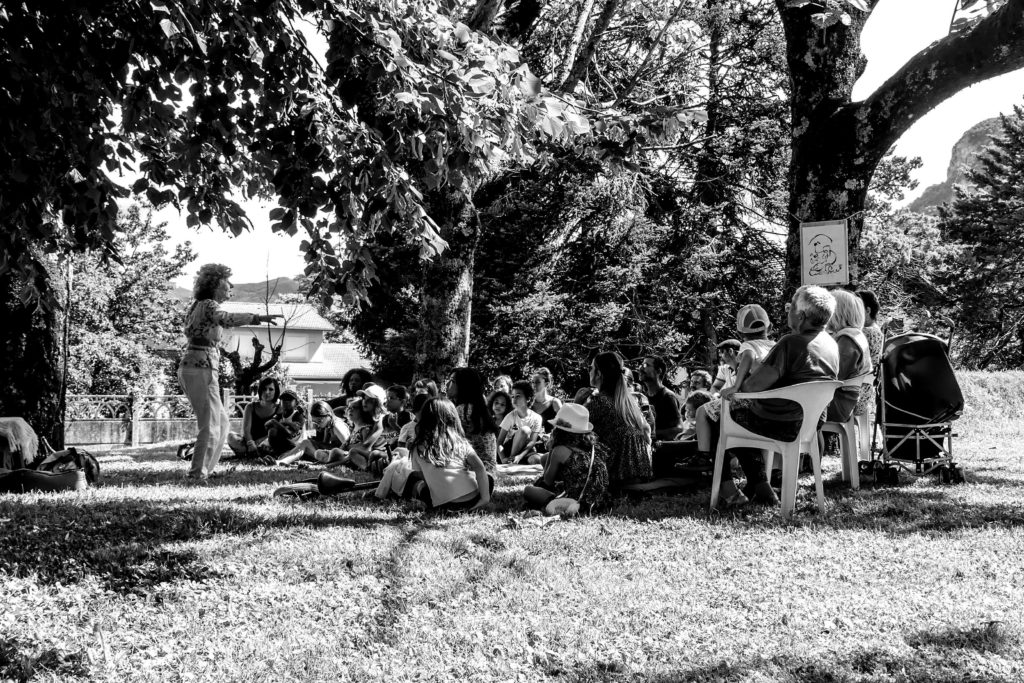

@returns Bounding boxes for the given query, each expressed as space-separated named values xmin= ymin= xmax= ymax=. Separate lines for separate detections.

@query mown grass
xmin=2 ymin=371 xmax=1023 ymax=682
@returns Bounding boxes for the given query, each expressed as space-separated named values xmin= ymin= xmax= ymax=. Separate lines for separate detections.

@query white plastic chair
xmin=710 ymin=380 xmax=842 ymax=518
xmin=819 ymin=372 xmax=873 ymax=490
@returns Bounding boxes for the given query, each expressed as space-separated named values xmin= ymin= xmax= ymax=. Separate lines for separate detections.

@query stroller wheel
xmin=938 ymin=466 xmax=951 ymax=484
xmin=950 ymin=466 xmax=966 ymax=485
xmin=858 ymin=461 xmax=872 ymax=475
xmin=883 ymin=466 xmax=900 ymax=485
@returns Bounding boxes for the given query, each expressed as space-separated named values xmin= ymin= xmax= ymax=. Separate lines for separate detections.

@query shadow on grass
xmin=548 ymin=640 xmax=1022 ymax=683
xmin=0 ymin=636 xmax=89 ymax=682
xmin=0 ymin=497 xmax=405 ymax=595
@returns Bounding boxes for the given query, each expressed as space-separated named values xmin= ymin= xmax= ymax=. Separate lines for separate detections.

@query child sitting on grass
xmin=274 ymin=401 xmax=350 ymax=466
xmin=523 ymin=404 xmax=609 ymax=514
xmin=678 ymin=389 xmax=713 ymax=440
xmin=497 ymin=380 xmax=544 ymax=464
xmin=402 ymin=398 xmax=492 ymax=511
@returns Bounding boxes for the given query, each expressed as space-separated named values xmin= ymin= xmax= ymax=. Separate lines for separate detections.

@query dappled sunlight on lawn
xmin=2 ymin=412 xmax=1023 ymax=681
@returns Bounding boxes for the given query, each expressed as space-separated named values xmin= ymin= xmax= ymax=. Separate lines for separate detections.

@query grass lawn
xmin=2 ymin=372 xmax=1023 ymax=682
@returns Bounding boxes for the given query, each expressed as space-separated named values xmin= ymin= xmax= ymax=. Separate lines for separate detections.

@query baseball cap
xmin=736 ymin=304 xmax=769 ymax=333
xmin=357 ymin=384 xmax=388 ymax=404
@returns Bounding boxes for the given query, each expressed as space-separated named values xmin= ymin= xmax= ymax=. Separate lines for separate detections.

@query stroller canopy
xmin=880 ymin=332 xmax=964 ymax=425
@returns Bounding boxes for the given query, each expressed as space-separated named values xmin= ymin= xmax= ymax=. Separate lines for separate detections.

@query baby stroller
xmin=864 ymin=328 xmax=965 ymax=484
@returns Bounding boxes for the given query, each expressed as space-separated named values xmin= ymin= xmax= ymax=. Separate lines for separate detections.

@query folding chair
xmin=710 ymin=380 xmax=842 ymax=518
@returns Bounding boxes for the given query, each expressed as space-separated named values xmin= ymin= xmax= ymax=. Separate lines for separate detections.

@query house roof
xmin=282 ymin=343 xmax=374 ymax=381
xmin=220 ymin=302 xmax=335 ymax=331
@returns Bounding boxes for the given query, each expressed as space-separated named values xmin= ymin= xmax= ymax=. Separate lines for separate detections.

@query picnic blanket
xmin=496 ymin=463 xmax=544 ymax=477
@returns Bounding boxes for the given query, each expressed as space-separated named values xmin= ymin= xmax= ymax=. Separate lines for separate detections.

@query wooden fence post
xmin=130 ymin=392 xmax=141 ymax=447
xmin=223 ymin=388 xmax=231 ymax=415
xmin=306 ymin=389 xmax=314 ymax=429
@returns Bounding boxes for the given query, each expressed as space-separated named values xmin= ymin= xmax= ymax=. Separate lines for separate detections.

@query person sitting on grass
xmin=678 ymin=389 xmax=713 ymax=440
xmin=490 ymin=375 xmax=513 ymax=396
xmin=686 ymin=285 xmax=839 ymax=508
xmin=488 ymin=389 xmax=512 ymax=427
xmin=640 ymin=355 xmax=685 ymax=441
xmin=327 ymin=367 xmax=374 ymax=413
xmin=315 ymin=397 xmax=383 ymax=471
xmin=397 ymin=392 xmax=429 ymax=447
xmin=384 ymin=385 xmax=413 ymax=436
xmin=497 ymin=380 xmax=544 ymax=464
xmin=523 ymin=403 xmax=609 ymax=515
xmin=401 ymin=398 xmax=492 ymax=511
xmin=587 ymin=351 xmax=652 ymax=490
xmin=412 ymin=378 xmax=440 ymax=398
xmin=447 ymin=367 xmax=498 ymax=474
xmin=688 ymin=369 xmax=713 ymax=395
xmin=262 ymin=389 xmax=305 ymax=457
xmin=227 ymin=377 xmax=280 ymax=458
xmin=274 ymin=401 xmax=350 ymax=466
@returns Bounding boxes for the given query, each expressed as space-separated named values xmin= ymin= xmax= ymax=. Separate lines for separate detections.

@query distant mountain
xmin=172 ymin=277 xmax=302 ymax=302
xmin=908 ymin=116 xmax=1003 ymax=214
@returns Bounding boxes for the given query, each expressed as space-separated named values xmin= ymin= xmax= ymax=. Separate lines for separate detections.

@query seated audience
xmin=690 ymin=306 xmax=777 ymax=463
xmin=711 ymin=339 xmax=741 ymax=395
xmin=640 ymin=355 xmax=684 ymax=440
xmin=688 ymin=370 xmax=713 ymax=394
xmin=412 ymin=378 xmax=440 ymax=398
xmin=825 ymin=289 xmax=872 ymax=423
xmin=327 ymin=367 xmax=374 ymax=412
xmin=488 ymin=390 xmax=512 ymax=426
xmin=522 ymin=404 xmax=609 ymax=513
xmin=402 ymin=398 xmax=492 ymax=511
xmin=497 ymin=380 xmax=544 ymax=464
xmin=447 ymin=367 xmax=498 ymax=473
xmin=854 ymin=289 xmax=883 ymax=418
xmin=530 ymin=367 xmax=563 ymax=432
xmin=491 ymin=375 xmax=513 ymax=396
xmin=397 ymin=392 xmax=429 ymax=447
xmin=703 ymin=285 xmax=839 ymax=508
xmin=263 ymin=389 xmax=305 ymax=457
xmin=678 ymin=389 xmax=713 ymax=440
xmin=586 ymin=351 xmax=652 ymax=489
xmin=227 ymin=377 xmax=280 ymax=457
xmin=275 ymin=400 xmax=351 ymax=466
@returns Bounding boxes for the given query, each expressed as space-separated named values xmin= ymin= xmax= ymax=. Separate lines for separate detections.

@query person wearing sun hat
xmin=522 ymin=403 xmax=610 ymax=514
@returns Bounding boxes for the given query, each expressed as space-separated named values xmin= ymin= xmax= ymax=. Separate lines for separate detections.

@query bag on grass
xmin=29 ymin=447 xmax=100 ymax=486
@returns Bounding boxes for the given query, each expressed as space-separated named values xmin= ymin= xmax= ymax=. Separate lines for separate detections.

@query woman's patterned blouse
xmin=179 ymin=299 xmax=258 ymax=370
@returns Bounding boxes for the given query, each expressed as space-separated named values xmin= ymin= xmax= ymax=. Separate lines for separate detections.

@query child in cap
xmin=522 ymin=403 xmax=609 ymax=514
xmin=682 ymin=303 xmax=776 ymax=473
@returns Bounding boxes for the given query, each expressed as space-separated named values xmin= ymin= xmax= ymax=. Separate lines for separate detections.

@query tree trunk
xmin=0 ymin=252 xmax=66 ymax=452
xmin=562 ymin=0 xmax=620 ymax=92
xmin=466 ymin=0 xmax=506 ymax=32
xmin=557 ymin=0 xmax=597 ymax=88
xmin=778 ymin=0 xmax=1024 ymax=295
xmin=415 ymin=184 xmax=479 ymax=381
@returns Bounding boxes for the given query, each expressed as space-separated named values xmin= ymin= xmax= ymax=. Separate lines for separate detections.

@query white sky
xmin=169 ymin=0 xmax=1024 ymax=287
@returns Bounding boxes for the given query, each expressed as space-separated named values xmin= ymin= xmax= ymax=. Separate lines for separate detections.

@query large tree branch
xmin=857 ymin=0 xmax=1024 ymax=158
xmin=562 ymin=0 xmax=621 ymax=92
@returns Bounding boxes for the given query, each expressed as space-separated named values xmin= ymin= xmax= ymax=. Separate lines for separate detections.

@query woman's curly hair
xmin=193 ymin=263 xmax=232 ymax=300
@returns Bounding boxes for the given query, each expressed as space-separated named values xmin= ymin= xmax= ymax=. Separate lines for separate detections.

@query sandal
xmin=718 ymin=489 xmax=749 ymax=509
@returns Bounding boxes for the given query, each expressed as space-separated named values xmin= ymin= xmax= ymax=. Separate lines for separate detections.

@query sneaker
xmin=675 ymin=451 xmax=715 ymax=474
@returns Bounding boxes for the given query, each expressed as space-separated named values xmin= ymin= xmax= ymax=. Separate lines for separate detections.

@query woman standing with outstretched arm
xmin=178 ymin=264 xmax=281 ymax=480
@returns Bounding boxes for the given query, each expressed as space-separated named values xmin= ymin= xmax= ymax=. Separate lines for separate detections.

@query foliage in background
xmin=68 ymin=204 xmax=194 ymax=394
xmin=938 ymin=102 xmax=1024 ymax=369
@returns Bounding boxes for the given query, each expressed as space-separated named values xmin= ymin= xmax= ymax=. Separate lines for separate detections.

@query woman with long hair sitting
xmin=585 ymin=351 xmax=652 ymax=489
xmin=404 ymin=398 xmax=492 ymax=511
